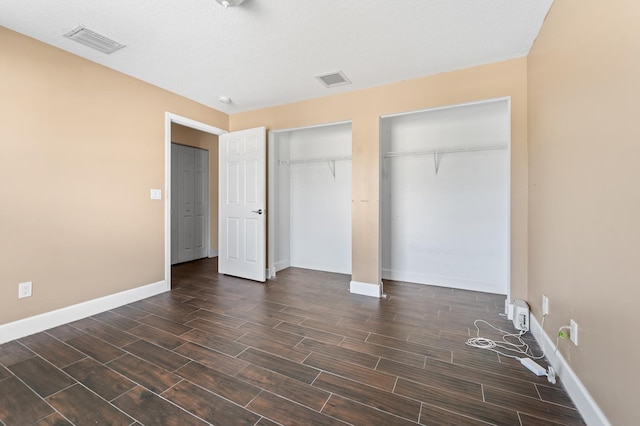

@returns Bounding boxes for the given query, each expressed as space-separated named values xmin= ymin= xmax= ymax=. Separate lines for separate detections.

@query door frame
xmin=164 ymin=112 xmax=226 ymax=291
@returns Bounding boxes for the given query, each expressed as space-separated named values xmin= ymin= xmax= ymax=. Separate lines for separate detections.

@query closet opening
xmin=380 ymin=98 xmax=510 ymax=296
xmin=268 ymin=121 xmax=353 ymax=278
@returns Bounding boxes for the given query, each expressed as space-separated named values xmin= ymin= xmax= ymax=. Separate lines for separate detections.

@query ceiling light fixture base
xmin=215 ymin=0 xmax=245 ymax=8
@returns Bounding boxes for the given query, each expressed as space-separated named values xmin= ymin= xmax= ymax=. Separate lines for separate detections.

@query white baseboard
xmin=290 ymin=259 xmax=351 ymax=275
xmin=267 ymin=267 xmax=276 ymax=279
xmin=0 ymin=280 xmax=167 ymax=344
xmin=208 ymin=249 xmax=219 ymax=258
xmin=274 ymin=259 xmax=290 ymax=273
xmin=350 ymin=280 xmax=381 ymax=298
xmin=530 ymin=315 xmax=610 ymax=426
xmin=381 ymin=268 xmax=506 ymax=295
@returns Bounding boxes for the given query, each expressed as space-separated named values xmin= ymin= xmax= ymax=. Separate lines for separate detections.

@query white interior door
xmin=219 ymin=127 xmax=266 ymax=282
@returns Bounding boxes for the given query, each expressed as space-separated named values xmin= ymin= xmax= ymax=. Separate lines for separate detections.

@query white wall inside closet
xmin=380 ymin=99 xmax=509 ymax=294
xmin=270 ymin=122 xmax=352 ymax=275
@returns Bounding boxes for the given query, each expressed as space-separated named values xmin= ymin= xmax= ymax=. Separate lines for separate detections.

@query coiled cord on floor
xmin=465 ymin=318 xmax=545 ymax=360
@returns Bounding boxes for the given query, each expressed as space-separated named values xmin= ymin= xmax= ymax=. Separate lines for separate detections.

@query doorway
xmin=164 ymin=113 xmax=226 ymax=290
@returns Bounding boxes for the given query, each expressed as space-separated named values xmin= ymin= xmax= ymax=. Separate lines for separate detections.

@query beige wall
xmin=170 ymin=124 xmax=219 ymax=252
xmin=0 ymin=27 xmax=228 ymax=325
xmin=528 ymin=1 xmax=639 ymax=424
xmin=231 ymin=58 xmax=529 ymax=297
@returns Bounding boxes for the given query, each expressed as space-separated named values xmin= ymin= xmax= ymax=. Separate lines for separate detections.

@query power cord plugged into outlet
xmin=554 ymin=325 xmax=571 ymax=353
xmin=558 ymin=326 xmax=570 ymax=341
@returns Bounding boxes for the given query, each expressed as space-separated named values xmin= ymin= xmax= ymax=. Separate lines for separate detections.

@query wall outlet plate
xmin=18 ymin=281 xmax=32 ymax=298
xmin=570 ymin=319 xmax=579 ymax=345
xmin=542 ymin=295 xmax=549 ymax=316
xmin=150 ymin=189 xmax=162 ymax=200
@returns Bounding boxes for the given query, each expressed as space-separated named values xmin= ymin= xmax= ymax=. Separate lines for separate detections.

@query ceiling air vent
xmin=315 ymin=71 xmax=352 ymax=88
xmin=63 ymin=25 xmax=126 ymax=54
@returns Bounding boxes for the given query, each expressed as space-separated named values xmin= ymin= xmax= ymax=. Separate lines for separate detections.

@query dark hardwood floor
xmin=0 ymin=258 xmax=584 ymax=425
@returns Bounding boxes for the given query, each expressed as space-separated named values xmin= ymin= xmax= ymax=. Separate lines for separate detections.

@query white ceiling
xmin=0 ymin=0 xmax=553 ymax=113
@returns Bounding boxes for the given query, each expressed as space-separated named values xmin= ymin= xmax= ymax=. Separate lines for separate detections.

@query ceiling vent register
xmin=63 ymin=26 xmax=126 ymax=54
xmin=315 ymin=71 xmax=352 ymax=88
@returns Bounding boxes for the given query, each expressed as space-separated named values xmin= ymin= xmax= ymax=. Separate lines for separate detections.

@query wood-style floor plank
xmin=0 ymin=377 xmax=54 ymax=425
xmin=162 ymin=380 xmax=260 ymax=426
xmin=173 ymin=342 xmax=249 ymax=376
xmin=393 ymin=377 xmax=521 ymax=425
xmin=46 ymin=384 xmax=133 ymax=425
xmin=376 ymin=357 xmax=483 ymax=400
xmin=121 ymin=339 xmax=190 ymax=372
xmin=247 ymin=391 xmax=348 ymax=426
xmin=137 ymin=314 xmax=193 ymax=336
xmin=238 ymin=347 xmax=320 ymax=384
xmin=175 ymin=361 xmax=261 ymax=406
xmin=321 ymin=394 xmax=420 ymax=426
xmin=34 ymin=412 xmax=74 ymax=425
xmin=297 ymin=338 xmax=379 ymax=369
xmin=113 ymin=386 xmax=207 ymax=426
xmin=107 ymin=354 xmax=181 ymax=394
xmin=313 ymin=371 xmax=421 ymax=421
xmin=181 ymin=328 xmax=248 ymax=357
xmin=300 ymin=318 xmax=370 ymax=341
xmin=8 ymin=356 xmax=76 ymax=398
xmin=0 ymin=259 xmax=584 ymax=426
xmin=18 ymin=332 xmax=86 ymax=368
xmin=236 ymin=332 xmax=311 ymax=363
xmin=0 ymin=341 xmax=35 ymax=367
xmin=483 ymin=386 xmax=585 ymax=425
xmin=127 ymin=324 xmax=187 ymax=350
xmin=65 ymin=334 xmax=124 ymax=364
xmin=303 ymin=352 xmax=397 ymax=392
xmin=235 ymin=364 xmax=331 ymax=411
xmin=82 ymin=324 xmax=139 ymax=348
xmin=339 ymin=337 xmax=426 ymax=369
xmin=63 ymin=357 xmax=135 ymax=402
xmin=419 ymin=403 xmax=493 ymax=426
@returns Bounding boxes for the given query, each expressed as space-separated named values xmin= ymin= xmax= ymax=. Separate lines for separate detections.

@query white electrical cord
xmin=466 ymin=316 xmax=558 ymax=383
xmin=465 ymin=317 xmax=545 ymax=360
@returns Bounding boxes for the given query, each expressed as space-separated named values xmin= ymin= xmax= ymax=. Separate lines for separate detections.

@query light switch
xmin=150 ymin=189 xmax=162 ymax=200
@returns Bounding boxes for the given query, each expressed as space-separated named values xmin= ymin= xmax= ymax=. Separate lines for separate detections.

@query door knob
xmin=251 ymin=209 xmax=264 ymax=215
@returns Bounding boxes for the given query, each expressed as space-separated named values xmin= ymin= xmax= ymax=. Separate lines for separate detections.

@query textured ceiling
xmin=0 ymin=0 xmax=553 ymax=113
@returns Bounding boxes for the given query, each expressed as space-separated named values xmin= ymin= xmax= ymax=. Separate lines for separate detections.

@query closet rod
xmin=279 ymin=156 xmax=352 ymax=165
xmin=383 ymin=144 xmax=507 ymax=159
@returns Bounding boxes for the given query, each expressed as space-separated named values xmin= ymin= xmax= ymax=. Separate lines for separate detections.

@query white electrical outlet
xmin=18 ymin=281 xmax=32 ymax=299
xmin=542 ymin=295 xmax=549 ymax=316
xmin=570 ymin=319 xmax=579 ymax=345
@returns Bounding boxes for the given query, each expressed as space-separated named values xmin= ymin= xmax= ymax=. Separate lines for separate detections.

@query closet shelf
xmin=383 ymin=144 xmax=507 ymax=159
xmin=279 ymin=156 xmax=352 ymax=179
xmin=279 ymin=156 xmax=352 ymax=165
xmin=383 ymin=143 xmax=507 ymax=175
